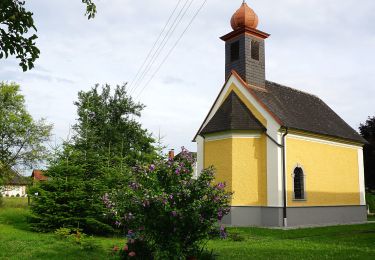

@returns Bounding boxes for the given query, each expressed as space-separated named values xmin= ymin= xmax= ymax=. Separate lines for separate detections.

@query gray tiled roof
xmin=252 ymin=81 xmax=366 ymax=143
xmin=200 ymin=91 xmax=265 ymax=135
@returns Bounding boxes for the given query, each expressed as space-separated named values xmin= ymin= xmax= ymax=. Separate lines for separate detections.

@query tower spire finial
xmin=231 ymin=1 xmax=258 ymax=30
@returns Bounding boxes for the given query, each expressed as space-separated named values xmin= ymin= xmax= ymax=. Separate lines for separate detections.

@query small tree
xmin=104 ymin=148 xmax=231 ymax=259
xmin=0 ymin=82 xmax=52 ymax=184
xmin=359 ymin=116 xmax=375 ymax=190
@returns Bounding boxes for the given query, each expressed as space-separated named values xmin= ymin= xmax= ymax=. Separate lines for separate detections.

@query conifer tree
xmin=30 ymin=84 xmax=156 ymax=234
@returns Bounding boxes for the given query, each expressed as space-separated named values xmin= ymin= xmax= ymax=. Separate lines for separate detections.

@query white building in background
xmin=1 ymin=172 xmax=29 ymax=197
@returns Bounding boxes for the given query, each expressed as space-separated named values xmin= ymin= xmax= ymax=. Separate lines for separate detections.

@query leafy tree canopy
xmin=360 ymin=116 xmax=375 ymax=190
xmin=72 ymin=83 xmax=156 ymax=167
xmin=0 ymin=0 xmax=96 ymax=71
xmin=0 ymin=82 xmax=52 ymax=182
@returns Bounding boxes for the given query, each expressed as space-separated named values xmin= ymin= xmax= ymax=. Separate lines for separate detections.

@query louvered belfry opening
xmin=294 ymin=167 xmax=305 ymax=200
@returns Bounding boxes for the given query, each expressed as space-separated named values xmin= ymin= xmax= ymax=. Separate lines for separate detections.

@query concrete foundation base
xmin=222 ymin=205 xmax=367 ymax=227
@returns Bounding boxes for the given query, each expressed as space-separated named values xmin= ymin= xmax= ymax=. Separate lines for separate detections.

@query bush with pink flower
xmin=104 ymin=147 xmax=231 ymax=259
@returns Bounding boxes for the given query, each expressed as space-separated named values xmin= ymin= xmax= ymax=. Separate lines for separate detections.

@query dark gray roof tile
xmin=200 ymin=91 xmax=265 ymax=135
xmin=252 ymin=81 xmax=366 ymax=143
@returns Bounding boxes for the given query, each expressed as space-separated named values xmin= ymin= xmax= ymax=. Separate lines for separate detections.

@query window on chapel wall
xmin=293 ymin=167 xmax=305 ymax=200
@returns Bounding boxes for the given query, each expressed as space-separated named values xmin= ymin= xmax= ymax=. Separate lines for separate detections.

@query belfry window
xmin=293 ymin=167 xmax=305 ymax=200
xmin=230 ymin=41 xmax=240 ymax=62
xmin=251 ymin=40 xmax=260 ymax=61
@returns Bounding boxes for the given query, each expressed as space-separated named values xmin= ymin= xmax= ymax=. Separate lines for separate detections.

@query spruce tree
xmin=30 ymin=84 xmax=156 ymax=234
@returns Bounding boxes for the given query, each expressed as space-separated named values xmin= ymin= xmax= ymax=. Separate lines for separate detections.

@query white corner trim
xmin=196 ymin=135 xmax=204 ymax=175
xmin=204 ymin=132 xmax=262 ymax=142
xmin=358 ymin=148 xmax=366 ymax=206
xmin=287 ymin=134 xmax=362 ymax=150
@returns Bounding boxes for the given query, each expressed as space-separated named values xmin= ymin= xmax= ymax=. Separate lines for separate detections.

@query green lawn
xmin=1 ymin=198 xmax=375 ymax=259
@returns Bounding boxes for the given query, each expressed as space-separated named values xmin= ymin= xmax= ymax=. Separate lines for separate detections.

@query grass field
xmin=1 ymin=198 xmax=375 ymax=259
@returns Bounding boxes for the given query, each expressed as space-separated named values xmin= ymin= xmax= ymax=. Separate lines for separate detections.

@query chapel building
xmin=194 ymin=2 xmax=367 ymax=227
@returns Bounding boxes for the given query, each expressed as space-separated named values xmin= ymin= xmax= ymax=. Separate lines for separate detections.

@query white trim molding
xmin=196 ymin=135 xmax=205 ymax=176
xmin=358 ymin=148 xmax=366 ymax=206
xmin=287 ymin=134 xmax=362 ymax=150
xmin=204 ymin=132 xmax=262 ymax=142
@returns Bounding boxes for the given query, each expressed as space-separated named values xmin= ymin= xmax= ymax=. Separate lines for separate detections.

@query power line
xmin=131 ymin=0 xmax=194 ymax=95
xmin=131 ymin=0 xmax=195 ymax=95
xmin=136 ymin=0 xmax=209 ymax=100
xmin=127 ymin=0 xmax=184 ymax=94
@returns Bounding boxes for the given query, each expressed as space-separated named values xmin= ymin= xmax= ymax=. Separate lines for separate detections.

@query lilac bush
xmin=104 ymin=147 xmax=231 ymax=259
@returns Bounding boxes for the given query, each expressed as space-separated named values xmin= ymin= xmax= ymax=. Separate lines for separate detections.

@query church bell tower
xmin=221 ymin=1 xmax=270 ymax=90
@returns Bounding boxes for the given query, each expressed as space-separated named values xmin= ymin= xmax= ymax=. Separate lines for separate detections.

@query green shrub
xmin=54 ymin=227 xmax=72 ymax=239
xmin=29 ymin=162 xmax=124 ymax=235
xmin=84 ymin=218 xmax=114 ymax=236
xmin=54 ymin=227 xmax=101 ymax=251
xmin=105 ymin=148 xmax=232 ymax=259
xmin=367 ymin=192 xmax=375 ymax=213
xmin=229 ymin=232 xmax=246 ymax=242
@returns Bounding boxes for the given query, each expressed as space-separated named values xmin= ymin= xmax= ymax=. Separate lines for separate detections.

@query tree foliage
xmin=105 ymin=148 xmax=232 ymax=259
xmin=30 ymin=84 xmax=156 ymax=235
xmin=72 ymin=83 xmax=156 ymax=167
xmin=0 ymin=82 xmax=52 ymax=181
xmin=359 ymin=116 xmax=375 ymax=190
xmin=0 ymin=0 xmax=96 ymax=71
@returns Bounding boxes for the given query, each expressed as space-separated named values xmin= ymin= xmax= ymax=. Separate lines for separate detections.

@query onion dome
xmin=230 ymin=2 xmax=259 ymax=30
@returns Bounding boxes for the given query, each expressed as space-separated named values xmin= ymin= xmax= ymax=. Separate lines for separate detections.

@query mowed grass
xmin=1 ymin=198 xmax=375 ymax=259
xmin=0 ymin=198 xmax=123 ymax=260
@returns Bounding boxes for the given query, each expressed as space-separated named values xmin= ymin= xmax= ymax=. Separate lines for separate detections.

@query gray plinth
xmin=222 ymin=206 xmax=367 ymax=227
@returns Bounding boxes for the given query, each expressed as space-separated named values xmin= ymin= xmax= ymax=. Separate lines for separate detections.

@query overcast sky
xmin=1 ymin=0 xmax=375 ymax=154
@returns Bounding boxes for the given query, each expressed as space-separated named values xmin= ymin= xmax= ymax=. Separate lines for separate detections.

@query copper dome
xmin=230 ymin=2 xmax=259 ymax=30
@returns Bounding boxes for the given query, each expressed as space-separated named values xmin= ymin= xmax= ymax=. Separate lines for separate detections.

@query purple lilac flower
xmin=216 ymin=182 xmax=225 ymax=190
xmin=149 ymin=164 xmax=155 ymax=171
xmin=217 ymin=210 xmax=223 ymax=221
xmin=169 ymin=194 xmax=174 ymax=200
xmin=220 ymin=225 xmax=227 ymax=239
xmin=175 ymin=168 xmax=181 ymax=175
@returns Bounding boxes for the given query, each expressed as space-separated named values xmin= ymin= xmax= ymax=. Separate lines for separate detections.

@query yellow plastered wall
xmin=204 ymin=135 xmax=267 ymax=206
xmin=204 ymin=138 xmax=233 ymax=193
xmin=286 ymin=136 xmax=360 ymax=206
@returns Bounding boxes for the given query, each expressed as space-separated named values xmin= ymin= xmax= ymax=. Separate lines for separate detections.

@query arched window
xmin=293 ymin=167 xmax=305 ymax=200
